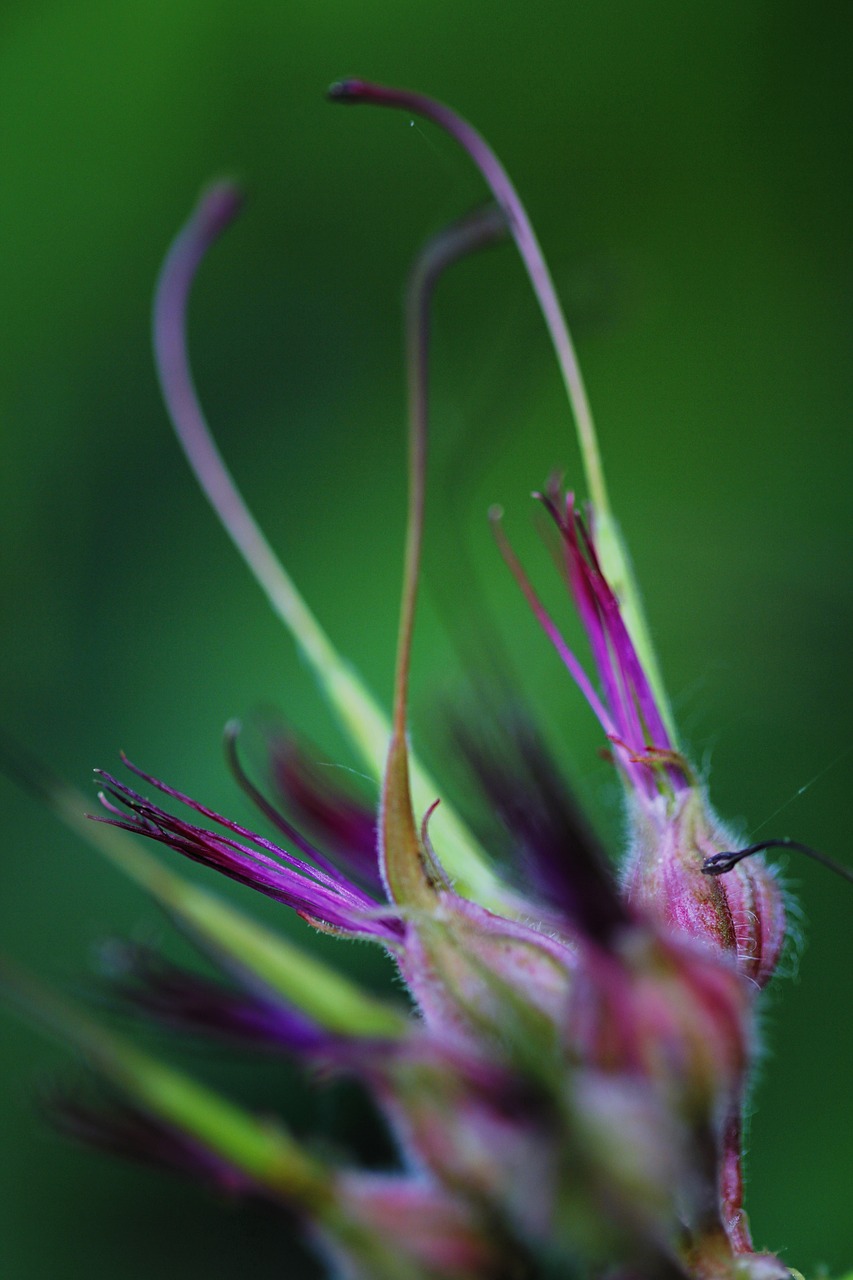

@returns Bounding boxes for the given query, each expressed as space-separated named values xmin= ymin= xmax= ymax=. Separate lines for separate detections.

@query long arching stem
xmin=329 ymin=80 xmax=677 ymax=744
xmin=152 ymin=182 xmax=506 ymax=907
xmin=329 ymin=81 xmax=605 ymax=516
xmin=394 ymin=204 xmax=507 ymax=738
xmin=381 ymin=205 xmax=506 ymax=904
xmin=152 ymin=183 xmax=386 ymax=770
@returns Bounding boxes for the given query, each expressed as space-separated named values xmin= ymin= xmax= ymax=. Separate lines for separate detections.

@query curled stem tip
xmin=194 ymin=180 xmax=245 ymax=237
xmin=395 ymin=203 xmax=507 ymax=736
xmin=152 ymin=171 xmax=505 ymax=909
xmin=703 ymin=838 xmax=853 ymax=885
xmin=327 ymin=78 xmax=606 ymax=516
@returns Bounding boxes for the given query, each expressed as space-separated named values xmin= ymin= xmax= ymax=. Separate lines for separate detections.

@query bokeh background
xmin=1 ymin=2 xmax=851 ymax=1276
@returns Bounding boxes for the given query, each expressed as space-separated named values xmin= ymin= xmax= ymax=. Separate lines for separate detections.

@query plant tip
xmin=326 ymin=79 xmax=366 ymax=104
xmin=195 ymin=180 xmax=245 ymax=236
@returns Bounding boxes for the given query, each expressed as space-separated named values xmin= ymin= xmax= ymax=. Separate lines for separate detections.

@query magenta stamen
xmin=489 ymin=509 xmax=622 ymax=748
xmin=94 ymin=763 xmax=402 ymax=940
xmin=564 ymin=522 xmax=633 ymax=746
xmin=570 ymin=505 xmax=678 ymax=762
xmin=571 ymin=539 xmax=646 ymax=754
xmin=529 ymin=491 xmax=689 ymax=797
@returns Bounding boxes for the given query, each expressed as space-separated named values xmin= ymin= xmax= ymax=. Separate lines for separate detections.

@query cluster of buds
xmin=3 ymin=82 xmax=805 ymax=1280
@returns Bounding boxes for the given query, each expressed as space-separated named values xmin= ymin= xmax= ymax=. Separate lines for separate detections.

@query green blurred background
xmin=1 ymin=2 xmax=850 ymax=1275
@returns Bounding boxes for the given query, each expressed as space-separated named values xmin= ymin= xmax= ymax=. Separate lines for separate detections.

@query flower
xmin=3 ymin=81 xmax=804 ymax=1280
xmin=497 ymin=482 xmax=786 ymax=995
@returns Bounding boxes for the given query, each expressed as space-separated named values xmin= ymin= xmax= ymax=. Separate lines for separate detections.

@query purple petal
xmin=264 ymin=728 xmax=382 ymax=891
xmin=46 ymin=1087 xmax=253 ymax=1194
xmin=98 ymin=941 xmax=341 ymax=1056
xmin=93 ymin=762 xmax=403 ymax=942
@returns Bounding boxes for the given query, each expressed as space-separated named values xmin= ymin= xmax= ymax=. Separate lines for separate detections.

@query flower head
xmin=494 ymin=480 xmax=786 ymax=994
xmin=3 ymin=80 xmax=810 ymax=1280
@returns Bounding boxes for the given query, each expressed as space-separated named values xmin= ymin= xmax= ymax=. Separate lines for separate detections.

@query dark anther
xmin=702 ymin=838 xmax=853 ymax=884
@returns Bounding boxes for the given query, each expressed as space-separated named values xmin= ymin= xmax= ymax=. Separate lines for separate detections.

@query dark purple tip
xmin=326 ymin=78 xmax=371 ymax=104
xmin=98 ymin=940 xmax=338 ymax=1055
xmin=46 ymin=1087 xmax=252 ymax=1195
xmin=193 ymin=180 xmax=245 ymax=240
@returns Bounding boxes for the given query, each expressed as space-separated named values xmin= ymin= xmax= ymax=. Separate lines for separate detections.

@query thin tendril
xmin=328 ymin=78 xmax=678 ymax=747
xmin=152 ymin=184 xmax=384 ymax=766
xmin=150 ymin=180 xmax=508 ymax=909
xmin=393 ymin=203 xmax=507 ymax=736
xmin=223 ymin=721 xmax=343 ymax=878
xmin=153 ymin=186 xmax=317 ymax=651
xmin=382 ymin=204 xmax=506 ymax=903
xmin=702 ymin=838 xmax=853 ymax=885
xmin=328 ymin=80 xmax=607 ymax=518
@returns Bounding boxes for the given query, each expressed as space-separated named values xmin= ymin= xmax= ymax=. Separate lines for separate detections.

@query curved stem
xmin=329 ymin=79 xmax=678 ymax=745
xmin=152 ymin=182 xmax=506 ymax=908
xmin=394 ymin=204 xmax=507 ymax=737
xmin=152 ymin=183 xmax=386 ymax=771
xmin=330 ymin=81 xmax=606 ymax=516
xmin=703 ymin=838 xmax=853 ymax=884
xmin=382 ymin=205 xmax=506 ymax=904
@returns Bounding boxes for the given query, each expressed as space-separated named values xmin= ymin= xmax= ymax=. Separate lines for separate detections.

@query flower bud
xmin=568 ymin=927 xmax=751 ymax=1114
xmin=397 ymin=894 xmax=575 ymax=1051
xmin=624 ymin=789 xmax=786 ymax=990
xmin=324 ymin=1173 xmax=504 ymax=1280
